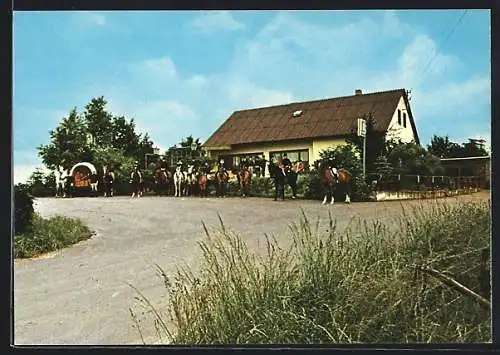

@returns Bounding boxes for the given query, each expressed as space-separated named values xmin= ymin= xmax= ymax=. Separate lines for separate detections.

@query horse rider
xmin=130 ymin=162 xmax=143 ymax=198
xmin=282 ymin=153 xmax=292 ymax=173
xmin=217 ymin=158 xmax=229 ymax=184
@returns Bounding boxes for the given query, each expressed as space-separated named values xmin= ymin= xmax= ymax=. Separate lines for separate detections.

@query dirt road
xmin=13 ymin=192 xmax=489 ymax=345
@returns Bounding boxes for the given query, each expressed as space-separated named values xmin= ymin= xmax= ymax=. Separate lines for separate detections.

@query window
xmin=397 ymin=109 xmax=401 ymax=125
xmin=232 ymin=153 xmax=264 ymax=167
xmin=403 ymin=113 xmax=407 ymax=128
xmin=270 ymin=150 xmax=309 ymax=164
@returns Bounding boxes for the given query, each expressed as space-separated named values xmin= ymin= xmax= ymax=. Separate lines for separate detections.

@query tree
xmin=38 ymin=108 xmax=89 ymax=171
xmin=427 ymin=135 xmax=462 ymax=158
xmin=137 ymin=133 xmax=155 ymax=168
xmin=427 ymin=135 xmax=489 ymax=158
xmin=346 ymin=112 xmax=398 ymax=173
xmin=386 ymin=142 xmax=444 ymax=176
xmin=112 ymin=115 xmax=141 ymax=157
xmin=461 ymin=139 xmax=489 ymax=157
xmin=83 ymin=96 xmax=114 ymax=147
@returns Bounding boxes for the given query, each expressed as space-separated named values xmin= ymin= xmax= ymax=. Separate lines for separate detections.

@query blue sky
xmin=13 ymin=10 xmax=491 ymax=183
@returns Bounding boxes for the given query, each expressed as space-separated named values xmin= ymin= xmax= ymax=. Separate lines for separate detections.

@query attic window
xmin=292 ymin=110 xmax=303 ymax=117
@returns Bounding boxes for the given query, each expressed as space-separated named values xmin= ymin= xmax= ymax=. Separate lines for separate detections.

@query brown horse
xmin=154 ymin=168 xmax=171 ymax=196
xmin=320 ymin=162 xmax=353 ymax=205
xmin=237 ymin=167 xmax=252 ymax=197
xmin=215 ymin=170 xmax=229 ymax=197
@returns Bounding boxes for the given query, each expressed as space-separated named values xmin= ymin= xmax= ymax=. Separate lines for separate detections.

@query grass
xmin=14 ymin=213 xmax=94 ymax=259
xmin=133 ymin=199 xmax=491 ymax=344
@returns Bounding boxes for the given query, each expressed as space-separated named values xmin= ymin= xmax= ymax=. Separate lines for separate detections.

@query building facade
xmin=203 ymin=89 xmax=420 ymax=174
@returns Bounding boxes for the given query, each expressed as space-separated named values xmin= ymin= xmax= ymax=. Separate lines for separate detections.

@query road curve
xmin=14 ymin=192 xmax=489 ymax=345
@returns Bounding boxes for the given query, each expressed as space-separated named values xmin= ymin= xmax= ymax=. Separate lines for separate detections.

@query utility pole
xmin=357 ymin=117 xmax=367 ymax=177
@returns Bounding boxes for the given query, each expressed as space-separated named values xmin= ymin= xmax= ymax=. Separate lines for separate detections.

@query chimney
xmin=355 ymin=89 xmax=363 ymax=96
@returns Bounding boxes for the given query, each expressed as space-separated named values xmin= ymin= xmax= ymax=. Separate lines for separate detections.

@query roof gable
xmin=204 ymin=89 xmax=408 ymax=148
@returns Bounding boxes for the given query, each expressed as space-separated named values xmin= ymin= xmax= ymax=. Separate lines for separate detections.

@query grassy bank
xmin=135 ymin=200 xmax=491 ymax=344
xmin=14 ymin=213 xmax=94 ymax=259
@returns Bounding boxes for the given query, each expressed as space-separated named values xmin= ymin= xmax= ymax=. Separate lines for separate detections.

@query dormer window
xmin=292 ymin=110 xmax=303 ymax=117
xmin=403 ymin=112 xmax=407 ymax=128
xmin=398 ymin=109 xmax=401 ymax=125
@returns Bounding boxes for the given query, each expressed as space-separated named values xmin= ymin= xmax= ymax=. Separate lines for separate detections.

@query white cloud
xmin=186 ymin=74 xmax=209 ymax=89
xmin=189 ymin=11 xmax=245 ymax=32
xmin=108 ymin=98 xmax=198 ymax=147
xmin=398 ymin=34 xmax=459 ymax=84
xmin=77 ymin=11 xmax=106 ymax=27
xmin=130 ymin=57 xmax=177 ymax=79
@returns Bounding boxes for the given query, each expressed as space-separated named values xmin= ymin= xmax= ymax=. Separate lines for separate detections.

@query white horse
xmin=185 ymin=164 xmax=198 ymax=196
xmin=173 ymin=166 xmax=185 ymax=197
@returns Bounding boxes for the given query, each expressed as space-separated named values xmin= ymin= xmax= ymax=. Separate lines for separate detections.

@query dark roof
xmin=204 ymin=89 xmax=419 ymax=148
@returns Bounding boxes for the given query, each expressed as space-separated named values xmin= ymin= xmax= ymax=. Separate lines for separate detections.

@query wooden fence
xmin=366 ymin=173 xmax=488 ymax=192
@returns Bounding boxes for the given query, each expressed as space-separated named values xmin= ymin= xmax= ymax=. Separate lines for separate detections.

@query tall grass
xmin=14 ymin=213 xmax=94 ymax=259
xmin=138 ymin=200 xmax=491 ymax=344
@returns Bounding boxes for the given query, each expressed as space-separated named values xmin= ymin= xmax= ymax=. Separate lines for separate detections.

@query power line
xmin=414 ymin=9 xmax=468 ymax=91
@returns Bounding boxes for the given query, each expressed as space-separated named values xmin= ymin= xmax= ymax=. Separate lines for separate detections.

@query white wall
xmin=386 ymin=96 xmax=417 ymax=143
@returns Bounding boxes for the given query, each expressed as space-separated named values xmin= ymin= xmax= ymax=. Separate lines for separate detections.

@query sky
xmin=13 ymin=10 xmax=491 ymax=183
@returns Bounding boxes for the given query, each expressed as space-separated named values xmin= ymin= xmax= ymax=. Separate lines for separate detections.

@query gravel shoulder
xmin=13 ymin=192 xmax=490 ymax=345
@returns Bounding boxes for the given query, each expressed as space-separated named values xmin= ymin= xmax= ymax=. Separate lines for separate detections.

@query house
xmin=203 ymin=89 xmax=420 ymax=173
xmin=440 ymin=156 xmax=490 ymax=188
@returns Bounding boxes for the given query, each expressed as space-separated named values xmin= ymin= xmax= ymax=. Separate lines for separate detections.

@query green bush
xmin=14 ymin=184 xmax=35 ymax=235
xmin=137 ymin=200 xmax=491 ymax=344
xmin=14 ymin=214 xmax=94 ymax=258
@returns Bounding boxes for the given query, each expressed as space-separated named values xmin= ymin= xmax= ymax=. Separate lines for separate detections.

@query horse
xmin=237 ymin=166 xmax=252 ymax=197
xmin=319 ymin=162 xmax=353 ymax=205
xmin=269 ymin=162 xmax=286 ymax=201
xmin=185 ymin=164 xmax=199 ymax=196
xmin=173 ymin=166 xmax=185 ymax=197
xmin=215 ymin=168 xmax=229 ymax=198
xmin=154 ymin=167 xmax=171 ymax=196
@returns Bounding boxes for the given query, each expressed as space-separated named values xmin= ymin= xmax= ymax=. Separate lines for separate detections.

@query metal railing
xmin=366 ymin=173 xmax=488 ymax=192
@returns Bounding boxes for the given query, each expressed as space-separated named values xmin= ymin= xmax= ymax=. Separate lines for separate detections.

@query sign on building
xmin=357 ymin=118 xmax=366 ymax=137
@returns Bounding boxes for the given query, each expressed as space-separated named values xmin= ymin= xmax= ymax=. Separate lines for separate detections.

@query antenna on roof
xmin=406 ymin=89 xmax=412 ymax=101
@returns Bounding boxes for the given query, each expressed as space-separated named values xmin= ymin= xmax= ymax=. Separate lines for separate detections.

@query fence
xmin=366 ymin=173 xmax=488 ymax=192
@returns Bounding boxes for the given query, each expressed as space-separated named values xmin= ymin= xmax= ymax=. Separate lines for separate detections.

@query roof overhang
xmin=440 ymin=156 xmax=490 ymax=161
xmin=203 ymin=145 xmax=232 ymax=151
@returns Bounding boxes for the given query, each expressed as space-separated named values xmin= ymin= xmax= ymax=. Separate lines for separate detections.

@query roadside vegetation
xmin=133 ymin=200 xmax=491 ymax=344
xmin=14 ymin=184 xmax=94 ymax=259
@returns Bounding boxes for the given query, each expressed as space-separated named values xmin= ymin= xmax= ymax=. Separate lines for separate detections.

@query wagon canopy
xmin=69 ymin=162 xmax=97 ymax=176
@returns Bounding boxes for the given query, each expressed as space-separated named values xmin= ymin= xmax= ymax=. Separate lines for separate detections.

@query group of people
xmin=54 ymin=152 xmax=308 ymax=199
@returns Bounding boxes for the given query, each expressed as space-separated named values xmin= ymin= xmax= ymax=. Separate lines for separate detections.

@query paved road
xmin=13 ymin=192 xmax=489 ymax=345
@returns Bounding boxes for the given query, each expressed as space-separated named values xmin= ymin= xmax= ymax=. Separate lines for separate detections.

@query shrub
xmin=14 ymin=184 xmax=35 ymax=235
xmin=14 ymin=214 xmax=94 ymax=259
xmin=136 ymin=200 xmax=491 ymax=344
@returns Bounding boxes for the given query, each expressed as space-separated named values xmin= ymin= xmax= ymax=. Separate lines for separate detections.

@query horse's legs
xmin=330 ymin=185 xmax=335 ymax=205
xmin=290 ymin=182 xmax=297 ymax=199
xmin=345 ymin=183 xmax=352 ymax=203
